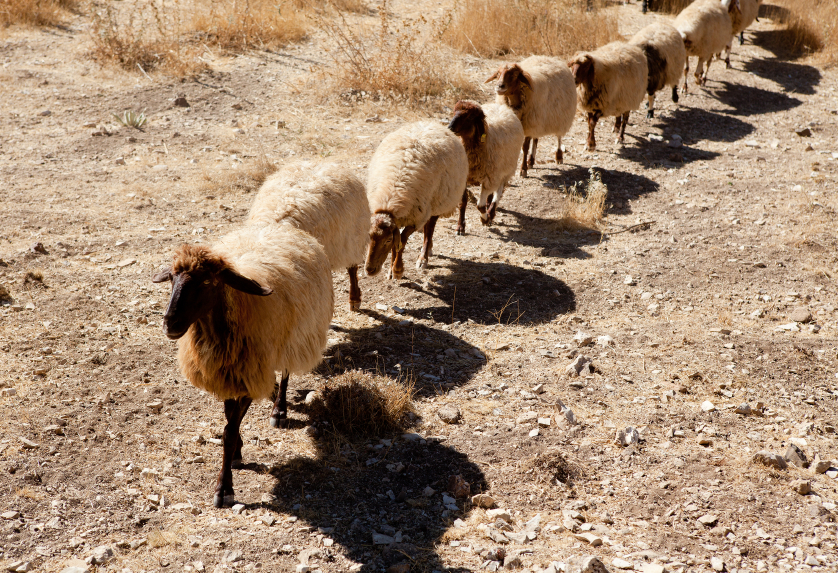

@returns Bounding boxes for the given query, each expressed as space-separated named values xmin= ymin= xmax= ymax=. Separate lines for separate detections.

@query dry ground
xmin=1 ymin=1 xmax=838 ymax=573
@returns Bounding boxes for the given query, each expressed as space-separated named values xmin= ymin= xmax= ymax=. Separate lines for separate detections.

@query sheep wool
xmin=176 ymin=223 xmax=334 ymax=402
xmin=723 ymin=0 xmax=762 ymax=67
xmin=247 ymin=161 xmax=370 ymax=272
xmin=629 ymin=22 xmax=687 ymax=116
xmin=675 ymin=0 xmax=735 ymax=89
xmin=367 ymin=121 xmax=468 ymax=230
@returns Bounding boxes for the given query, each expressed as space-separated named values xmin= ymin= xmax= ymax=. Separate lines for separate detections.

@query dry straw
xmin=1 ymin=0 xmax=78 ymax=27
xmin=440 ymin=0 xmax=620 ymax=58
xmin=555 ymin=169 xmax=608 ymax=231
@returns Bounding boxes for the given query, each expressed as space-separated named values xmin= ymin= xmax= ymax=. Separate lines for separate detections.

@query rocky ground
xmin=1 ymin=1 xmax=837 ymax=573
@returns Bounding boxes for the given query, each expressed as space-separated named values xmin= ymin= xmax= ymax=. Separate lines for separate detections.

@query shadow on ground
xmin=652 ymin=104 xmax=756 ymax=143
xmin=712 ymin=81 xmax=805 ymax=115
xmin=541 ymin=165 xmax=661 ymax=217
xmin=742 ymin=57 xmax=821 ymax=95
xmin=264 ymin=435 xmax=486 ymax=572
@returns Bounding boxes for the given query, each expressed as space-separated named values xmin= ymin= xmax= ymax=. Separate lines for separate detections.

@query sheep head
xmin=448 ymin=100 xmax=487 ymax=147
xmin=485 ymin=63 xmax=531 ymax=97
xmin=152 ymin=244 xmax=273 ymax=340
xmin=365 ymin=212 xmax=399 ymax=277
xmin=567 ymin=54 xmax=595 ymax=86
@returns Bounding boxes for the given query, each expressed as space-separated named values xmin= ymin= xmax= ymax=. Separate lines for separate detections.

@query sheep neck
xmin=460 ymin=134 xmax=484 ymax=187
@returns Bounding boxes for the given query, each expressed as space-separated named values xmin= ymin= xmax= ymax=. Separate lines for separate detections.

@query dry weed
xmin=191 ymin=0 xmax=307 ymax=51
xmin=524 ymin=449 xmax=577 ymax=485
xmin=440 ymin=0 xmax=620 ymax=58
xmin=0 ymin=0 xmax=78 ymax=28
xmin=761 ymin=0 xmax=837 ymax=63
xmin=555 ymin=169 xmax=607 ymax=231
xmin=305 ymin=370 xmax=415 ymax=437
xmin=316 ymin=0 xmax=477 ymax=106
xmin=199 ymin=153 xmax=277 ymax=195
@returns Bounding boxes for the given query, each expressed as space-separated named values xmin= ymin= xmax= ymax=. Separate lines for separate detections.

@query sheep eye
xmin=203 ymin=279 xmax=211 ymax=285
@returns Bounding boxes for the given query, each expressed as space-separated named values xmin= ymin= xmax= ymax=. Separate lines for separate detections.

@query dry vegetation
xmin=190 ymin=0 xmax=307 ymax=51
xmin=764 ymin=0 xmax=838 ymax=63
xmin=199 ymin=151 xmax=277 ymax=196
xmin=440 ymin=0 xmax=620 ymax=58
xmin=0 ymin=0 xmax=77 ymax=28
xmin=554 ymin=169 xmax=608 ymax=232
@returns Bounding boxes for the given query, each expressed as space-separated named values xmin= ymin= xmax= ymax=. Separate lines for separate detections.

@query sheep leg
xmin=646 ymin=93 xmax=656 ymax=119
xmin=671 ymin=84 xmax=679 ymax=104
xmin=456 ymin=190 xmax=468 ymax=236
xmin=269 ymin=372 xmax=290 ymax=429
xmin=520 ymin=137 xmax=531 ymax=177
xmin=417 ymin=216 xmax=438 ymax=270
xmin=586 ymin=111 xmax=600 ymax=151
xmin=347 ymin=266 xmax=361 ymax=312
xmin=683 ymin=58 xmax=690 ymax=94
xmin=528 ymin=139 xmax=538 ymax=168
xmin=724 ymin=43 xmax=732 ymax=69
xmin=231 ymin=397 xmax=251 ymax=468
xmin=739 ymin=31 xmax=744 ymax=45
xmin=214 ymin=396 xmax=252 ymax=508
xmin=392 ymin=226 xmax=415 ymax=280
xmin=556 ymin=138 xmax=563 ymax=164
xmin=618 ymin=111 xmax=630 ymax=143
xmin=695 ymin=57 xmax=705 ymax=86
xmin=487 ymin=184 xmax=504 ymax=224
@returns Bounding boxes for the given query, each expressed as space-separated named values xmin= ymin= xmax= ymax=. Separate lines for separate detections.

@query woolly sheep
xmin=722 ymin=0 xmax=762 ymax=67
xmin=674 ymin=0 xmax=739 ymax=92
xmin=447 ymin=100 xmax=525 ymax=232
xmin=365 ymin=121 xmax=468 ymax=279
xmin=152 ymin=223 xmax=333 ymax=507
xmin=567 ymin=41 xmax=649 ymax=152
xmin=629 ymin=22 xmax=687 ymax=118
xmin=485 ymin=55 xmax=577 ymax=178
xmin=247 ymin=161 xmax=370 ymax=311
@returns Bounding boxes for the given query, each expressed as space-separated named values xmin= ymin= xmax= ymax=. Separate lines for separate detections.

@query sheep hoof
xmin=392 ymin=269 xmax=404 ymax=280
xmin=231 ymin=457 xmax=244 ymax=469
xmin=349 ymin=300 xmax=361 ymax=312
xmin=416 ymin=258 xmax=428 ymax=271
xmin=213 ymin=492 xmax=235 ymax=508
xmin=456 ymin=227 xmax=465 ymax=236
xmin=725 ymin=59 xmax=731 ymax=69
xmin=269 ymin=413 xmax=288 ymax=429
xmin=519 ymin=167 xmax=527 ymax=178
xmin=646 ymin=110 xmax=654 ymax=119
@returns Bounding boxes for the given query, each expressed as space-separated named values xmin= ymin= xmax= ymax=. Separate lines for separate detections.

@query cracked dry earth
xmin=1 ymin=2 xmax=838 ymax=573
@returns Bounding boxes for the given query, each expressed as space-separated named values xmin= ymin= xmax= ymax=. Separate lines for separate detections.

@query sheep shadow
xmin=540 ymin=165 xmax=661 ymax=216
xmin=711 ymin=81 xmax=804 ymax=115
xmin=262 ymin=436 xmax=487 ymax=572
xmin=742 ymin=58 xmax=821 ymax=95
xmin=314 ymin=312 xmax=487 ymax=396
xmin=399 ymin=255 xmax=576 ymax=327
xmin=650 ymin=104 xmax=755 ymax=144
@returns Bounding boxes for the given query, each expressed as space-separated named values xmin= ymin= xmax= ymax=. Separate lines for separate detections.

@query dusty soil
xmin=1 ymin=2 xmax=837 ymax=573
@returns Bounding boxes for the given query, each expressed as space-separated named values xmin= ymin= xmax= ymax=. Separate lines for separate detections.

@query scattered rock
xmin=565 ymin=355 xmax=593 ymax=377
xmin=791 ymin=479 xmax=812 ymax=495
xmin=734 ymin=403 xmax=752 ymax=415
xmin=785 ymin=444 xmax=809 ymax=468
xmin=612 ymin=558 xmax=633 ymax=570
xmin=812 ymin=457 xmax=831 ymax=474
xmin=18 ymin=436 xmax=38 ymax=449
xmin=372 ymin=532 xmax=394 ymax=545
xmin=754 ymin=450 xmax=787 ymax=470
xmin=436 ymin=404 xmax=461 ymax=424
xmin=596 ymin=335 xmax=614 ymax=347
xmin=472 ymin=493 xmax=496 ymax=508
xmin=710 ymin=556 xmax=725 ymax=571
xmin=516 ymin=412 xmax=538 ymax=425
xmin=615 ymin=426 xmax=640 ymax=447
xmin=698 ymin=514 xmax=718 ymax=526
xmin=796 ymin=127 xmax=812 ymax=137
xmin=59 ymin=559 xmax=90 ymax=573
xmin=701 ymin=400 xmax=716 ymax=412
xmin=573 ymin=331 xmax=594 ymax=347
xmin=448 ymin=474 xmax=471 ymax=498
xmin=487 ymin=508 xmax=512 ymax=522
xmin=2 ymin=511 xmax=21 ymax=520
xmin=624 ymin=275 xmax=636 ymax=286
xmin=538 ymin=417 xmax=551 ymax=427
xmin=173 ymin=96 xmax=190 ymax=107
xmin=5 ymin=562 xmax=31 ymax=573
xmin=566 ymin=555 xmax=608 ymax=573
xmin=789 ymin=308 xmax=812 ymax=323
xmin=86 ymin=546 xmax=113 ymax=565
xmin=572 ymin=532 xmax=602 ymax=546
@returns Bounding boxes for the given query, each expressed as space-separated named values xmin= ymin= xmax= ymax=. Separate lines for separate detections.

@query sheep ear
xmin=152 ymin=268 xmax=172 ymax=283
xmin=519 ymin=70 xmax=533 ymax=89
xmin=220 ymin=268 xmax=273 ymax=296
xmin=484 ymin=69 xmax=501 ymax=83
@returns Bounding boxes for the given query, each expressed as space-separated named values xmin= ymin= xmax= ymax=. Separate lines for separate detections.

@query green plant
xmin=112 ymin=109 xmax=148 ymax=130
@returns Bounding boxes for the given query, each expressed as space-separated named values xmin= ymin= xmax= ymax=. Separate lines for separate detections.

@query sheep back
xmin=674 ymin=0 xmax=733 ymax=60
xmin=177 ymin=224 xmax=333 ymax=401
xmin=496 ymin=55 xmax=576 ymax=141
xmin=469 ymin=103 xmax=524 ymax=192
xmin=573 ymin=42 xmax=649 ymax=118
xmin=630 ymin=22 xmax=687 ymax=93
xmin=247 ymin=161 xmax=370 ymax=271
xmin=732 ymin=0 xmax=761 ymax=35
xmin=367 ymin=121 xmax=468 ymax=229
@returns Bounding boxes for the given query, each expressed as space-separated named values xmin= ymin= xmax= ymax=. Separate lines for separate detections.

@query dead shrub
xmin=191 ymin=0 xmax=307 ymax=51
xmin=524 ymin=449 xmax=578 ymax=485
xmin=305 ymin=370 xmax=415 ymax=437
xmin=199 ymin=152 xmax=277 ymax=195
xmin=440 ymin=0 xmax=620 ymax=58
xmin=0 ymin=0 xmax=78 ymax=28
xmin=760 ymin=0 xmax=835 ymax=62
xmin=316 ymin=0 xmax=477 ymax=107
xmin=555 ymin=169 xmax=607 ymax=231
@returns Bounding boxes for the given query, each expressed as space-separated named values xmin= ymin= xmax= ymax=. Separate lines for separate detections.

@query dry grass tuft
xmin=761 ymin=0 xmax=837 ymax=62
xmin=0 ymin=0 xmax=78 ymax=28
xmin=306 ymin=370 xmax=415 ymax=437
xmin=440 ymin=0 xmax=620 ymax=58
xmin=191 ymin=0 xmax=307 ymax=51
xmin=316 ymin=0 xmax=477 ymax=107
xmin=524 ymin=449 xmax=577 ymax=485
xmin=555 ymin=169 xmax=608 ymax=231
xmin=199 ymin=153 xmax=277 ymax=195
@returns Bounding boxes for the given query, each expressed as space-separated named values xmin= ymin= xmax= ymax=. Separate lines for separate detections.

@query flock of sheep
xmin=152 ymin=0 xmax=764 ymax=507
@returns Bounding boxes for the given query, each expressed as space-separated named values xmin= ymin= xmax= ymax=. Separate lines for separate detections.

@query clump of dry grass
xmin=191 ymin=0 xmax=307 ymax=51
xmin=762 ymin=0 xmax=836 ymax=62
xmin=306 ymin=370 xmax=415 ymax=437
xmin=316 ymin=0 xmax=477 ymax=106
xmin=0 ymin=0 xmax=78 ymax=28
xmin=556 ymin=169 xmax=608 ymax=231
xmin=524 ymin=449 xmax=577 ymax=485
xmin=199 ymin=152 xmax=277 ymax=195
xmin=440 ymin=0 xmax=620 ymax=58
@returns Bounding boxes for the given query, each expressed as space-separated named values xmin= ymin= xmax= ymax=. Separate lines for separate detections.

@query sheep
xmin=447 ymin=100 xmax=525 ymax=232
xmin=567 ymin=41 xmax=649 ymax=152
xmin=246 ymin=161 xmax=370 ymax=312
xmin=152 ymin=223 xmax=333 ymax=508
xmin=629 ymin=22 xmax=687 ymax=118
xmin=722 ymin=0 xmax=762 ymax=67
xmin=674 ymin=0 xmax=739 ymax=92
xmin=365 ymin=121 xmax=468 ymax=279
xmin=485 ymin=55 xmax=577 ymax=178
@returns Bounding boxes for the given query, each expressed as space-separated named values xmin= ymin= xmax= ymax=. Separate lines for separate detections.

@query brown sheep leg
xmin=269 ymin=372 xmax=290 ymax=429
xmin=586 ymin=112 xmax=600 ymax=151
xmin=695 ymin=57 xmax=706 ymax=86
xmin=417 ymin=216 xmax=438 ymax=270
xmin=683 ymin=58 xmax=690 ymax=94
xmin=456 ymin=190 xmax=468 ymax=236
xmin=556 ymin=139 xmax=563 ymax=164
xmin=702 ymin=56 xmax=714 ymax=84
xmin=392 ymin=225 xmax=415 ymax=279
xmin=214 ymin=396 xmax=253 ymax=508
xmin=613 ymin=115 xmax=622 ymax=134
xmin=618 ymin=111 xmax=630 ymax=143
xmin=528 ymin=139 xmax=538 ymax=169
xmin=348 ymin=266 xmax=361 ymax=312
xmin=520 ymin=137 xmax=531 ymax=177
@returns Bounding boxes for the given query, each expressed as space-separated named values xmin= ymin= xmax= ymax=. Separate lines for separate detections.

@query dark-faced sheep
xmin=246 ymin=161 xmax=370 ymax=311
xmin=152 ymin=224 xmax=333 ymax=508
xmin=567 ymin=42 xmax=649 ymax=152
xmin=485 ymin=55 xmax=576 ymax=178
xmin=447 ymin=100 xmax=524 ymax=233
xmin=365 ymin=121 xmax=468 ymax=279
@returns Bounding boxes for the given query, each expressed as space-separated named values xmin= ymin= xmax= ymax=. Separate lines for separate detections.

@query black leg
xmin=214 ymin=396 xmax=252 ymax=508
xmin=520 ymin=137 xmax=531 ymax=177
xmin=528 ymin=139 xmax=538 ymax=168
xmin=671 ymin=84 xmax=679 ymax=104
xmin=348 ymin=266 xmax=361 ymax=312
xmin=270 ymin=372 xmax=290 ymax=429
xmin=456 ymin=190 xmax=468 ymax=236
